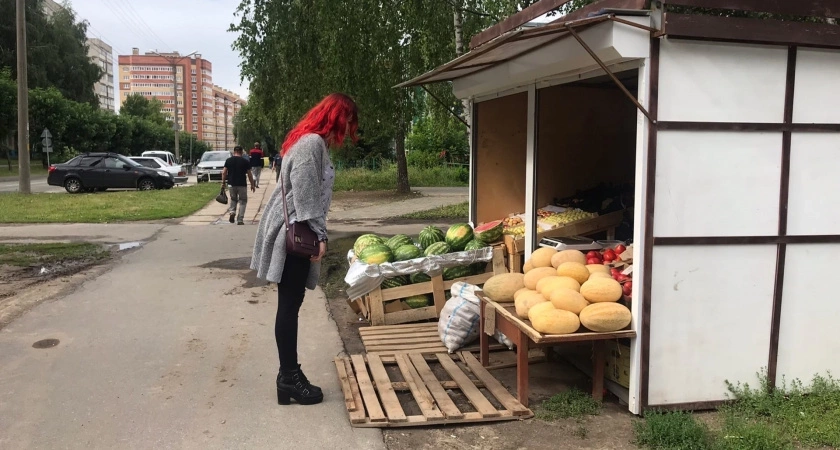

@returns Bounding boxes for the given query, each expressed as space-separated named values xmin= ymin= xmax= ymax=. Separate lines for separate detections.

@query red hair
xmin=281 ymin=93 xmax=359 ymax=156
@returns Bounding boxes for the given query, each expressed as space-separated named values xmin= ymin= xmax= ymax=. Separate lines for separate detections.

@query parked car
xmin=141 ymin=150 xmax=178 ymax=166
xmin=129 ymin=156 xmax=188 ymax=184
xmin=196 ymin=151 xmax=233 ymax=182
xmin=47 ymin=153 xmax=175 ymax=194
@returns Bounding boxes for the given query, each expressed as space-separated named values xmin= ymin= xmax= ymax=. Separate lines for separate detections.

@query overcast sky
xmin=66 ymin=0 xmax=250 ymax=111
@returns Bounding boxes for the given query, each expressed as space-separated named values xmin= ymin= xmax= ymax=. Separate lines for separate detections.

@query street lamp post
xmin=149 ymin=50 xmax=198 ymax=162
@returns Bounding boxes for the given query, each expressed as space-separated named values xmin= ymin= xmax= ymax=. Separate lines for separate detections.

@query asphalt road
xmin=0 ymin=223 xmax=384 ymax=449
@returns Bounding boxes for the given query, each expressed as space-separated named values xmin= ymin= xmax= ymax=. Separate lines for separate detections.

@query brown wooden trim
xmin=657 ymin=122 xmax=840 ymax=132
xmin=663 ymin=0 xmax=840 ymax=19
xmin=469 ymin=100 xmax=478 ymax=226
xmin=640 ymin=37 xmax=660 ymax=412
xmin=653 ymin=235 xmax=840 ymax=245
xmin=768 ymin=46 xmax=797 ymax=389
xmin=645 ymin=399 xmax=732 ymax=413
xmin=663 ymin=13 xmax=840 ymax=49
xmin=471 ymin=0 xmax=648 ymax=49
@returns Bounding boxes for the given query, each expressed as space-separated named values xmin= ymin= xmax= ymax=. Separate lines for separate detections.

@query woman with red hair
xmin=251 ymin=93 xmax=358 ymax=406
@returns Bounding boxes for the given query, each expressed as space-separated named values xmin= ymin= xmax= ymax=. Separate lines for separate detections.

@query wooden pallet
xmin=358 ymin=322 xmax=509 ymax=356
xmin=334 ymin=352 xmax=533 ymax=427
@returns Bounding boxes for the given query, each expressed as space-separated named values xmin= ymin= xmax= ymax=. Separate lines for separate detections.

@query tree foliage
xmin=0 ymin=0 xmax=102 ymax=105
xmin=120 ymin=94 xmax=169 ymax=126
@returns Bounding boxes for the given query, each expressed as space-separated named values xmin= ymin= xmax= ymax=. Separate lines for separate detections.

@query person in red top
xmin=249 ymin=141 xmax=265 ymax=188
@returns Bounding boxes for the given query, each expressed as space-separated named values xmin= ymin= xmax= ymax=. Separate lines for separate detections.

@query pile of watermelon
xmin=351 ymin=222 xmax=503 ymax=309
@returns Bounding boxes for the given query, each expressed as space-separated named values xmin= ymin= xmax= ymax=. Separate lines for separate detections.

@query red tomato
xmin=622 ymin=281 xmax=633 ymax=296
xmin=586 ymin=250 xmax=600 ymax=259
xmin=610 ymin=268 xmax=621 ymax=276
xmin=587 ymin=257 xmax=601 ymax=265
xmin=616 ymin=274 xmax=630 ymax=282
xmin=615 ymin=244 xmax=627 ymax=255
xmin=604 ymin=249 xmax=616 ymax=259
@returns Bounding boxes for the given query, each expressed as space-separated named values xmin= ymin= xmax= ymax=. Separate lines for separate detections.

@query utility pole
xmin=16 ymin=0 xmax=30 ymax=194
xmin=150 ymin=50 xmax=197 ymax=162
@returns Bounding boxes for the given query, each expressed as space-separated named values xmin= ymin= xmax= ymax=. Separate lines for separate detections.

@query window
xmin=78 ymin=156 xmax=102 ymax=167
xmin=135 ymin=159 xmax=160 ymax=169
xmin=103 ymin=156 xmax=131 ymax=169
xmin=192 ymin=117 xmax=198 ymax=123
xmin=192 ymin=93 xmax=197 ymax=98
xmin=192 ymin=101 xmax=197 ymax=107
xmin=191 ymin=77 xmax=196 ymax=82
xmin=192 ymin=125 xmax=198 ymax=131
xmin=191 ymin=69 xmax=196 ymax=75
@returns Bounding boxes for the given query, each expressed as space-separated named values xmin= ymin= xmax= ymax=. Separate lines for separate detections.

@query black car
xmin=47 ymin=153 xmax=175 ymax=194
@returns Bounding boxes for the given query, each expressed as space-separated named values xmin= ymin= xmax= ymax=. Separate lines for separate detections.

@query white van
xmin=141 ymin=150 xmax=177 ymax=166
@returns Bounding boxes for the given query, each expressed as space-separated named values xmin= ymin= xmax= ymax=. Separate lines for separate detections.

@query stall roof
xmin=395 ymin=14 xmax=628 ymax=89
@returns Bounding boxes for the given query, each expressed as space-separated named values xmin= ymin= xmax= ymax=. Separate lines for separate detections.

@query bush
xmin=333 ymin=163 xmax=468 ymax=191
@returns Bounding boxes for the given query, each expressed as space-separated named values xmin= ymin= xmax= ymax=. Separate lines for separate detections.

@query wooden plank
xmin=442 ymin=272 xmax=493 ymax=290
xmin=592 ymin=340 xmax=606 ymax=402
xmin=459 ymin=352 xmax=532 ymax=416
xmin=349 ymin=410 xmax=530 ymax=428
xmin=392 ymin=380 xmax=483 ymax=391
xmin=365 ymin=343 xmax=447 ymax=352
xmin=342 ymin=358 xmax=368 ymax=424
xmin=334 ymin=357 xmax=358 ymax=412
xmin=383 ymin=307 xmax=438 ymax=325
xmin=664 ymin=13 xmax=840 ymax=49
xmin=408 ymin=353 xmax=464 ymax=419
xmin=359 ymin=323 xmax=437 ymax=334
xmin=394 ymin=354 xmax=445 ymax=421
xmin=350 ymin=355 xmax=387 ymax=422
xmin=469 ymin=0 xmax=575 ymax=49
xmin=368 ymin=288 xmax=386 ymax=326
xmin=435 ymin=353 xmax=500 ymax=418
xmin=492 ymin=246 xmax=507 ymax=275
xmin=362 ymin=334 xmax=443 ymax=344
xmin=516 ymin=331 xmax=531 ymax=408
xmin=431 ymin=274 xmax=446 ymax=317
xmin=380 ymin=282 xmax=433 ymax=301
xmin=366 ymin=354 xmax=408 ymax=422
xmin=663 ymin=0 xmax=840 ymax=18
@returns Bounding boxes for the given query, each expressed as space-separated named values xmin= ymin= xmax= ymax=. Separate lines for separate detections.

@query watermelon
xmin=445 ymin=223 xmax=474 ymax=251
xmin=404 ymin=294 xmax=431 ymax=309
xmin=470 ymin=262 xmax=488 ymax=275
xmin=443 ymin=265 xmax=472 ymax=281
xmin=394 ymin=244 xmax=422 ymax=261
xmin=464 ymin=239 xmax=489 ymax=251
xmin=381 ymin=275 xmax=409 ymax=289
xmin=424 ymin=241 xmax=451 ymax=257
xmin=410 ymin=272 xmax=432 ymax=284
xmin=358 ymin=243 xmax=394 ymax=265
xmin=418 ymin=226 xmax=445 ymax=250
xmin=474 ymin=219 xmax=504 ymax=243
xmin=385 ymin=234 xmax=414 ymax=252
xmin=353 ymin=234 xmax=383 ymax=256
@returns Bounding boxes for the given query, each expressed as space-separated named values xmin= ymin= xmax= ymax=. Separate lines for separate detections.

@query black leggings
xmin=275 ymin=253 xmax=311 ymax=372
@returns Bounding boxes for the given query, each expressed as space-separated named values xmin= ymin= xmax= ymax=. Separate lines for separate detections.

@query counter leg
xmin=592 ymin=340 xmax=605 ymax=401
xmin=480 ymin=304 xmax=489 ymax=366
xmin=517 ymin=330 xmax=530 ymax=408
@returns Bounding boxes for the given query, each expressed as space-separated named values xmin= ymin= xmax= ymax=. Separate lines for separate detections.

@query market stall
xmin=398 ymin=0 xmax=840 ymax=415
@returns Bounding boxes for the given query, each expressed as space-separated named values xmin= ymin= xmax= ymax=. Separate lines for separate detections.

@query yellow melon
xmin=551 ymin=250 xmax=587 ymax=268
xmin=580 ymin=277 xmax=623 ymax=303
xmin=588 ymin=272 xmax=613 ymax=280
xmin=579 ymin=302 xmax=631 ymax=332
xmin=523 ymin=261 xmax=534 ymax=273
xmin=530 ymin=308 xmax=581 ymax=335
xmin=527 ymin=301 xmax=557 ymax=322
xmin=482 ymin=273 xmax=526 ymax=302
xmin=556 ymin=262 xmax=589 ymax=284
xmin=513 ymin=287 xmax=532 ymax=301
xmin=529 ymin=247 xmax=557 ymax=268
xmin=538 ymin=276 xmax=581 ymax=297
xmin=549 ymin=288 xmax=589 ymax=314
xmin=586 ymin=264 xmax=610 ymax=275
xmin=514 ymin=291 xmax=548 ymax=319
xmin=524 ymin=267 xmax=559 ymax=290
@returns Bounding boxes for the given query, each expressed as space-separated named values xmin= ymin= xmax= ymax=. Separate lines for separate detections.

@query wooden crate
xmin=358 ymin=322 xmax=510 ymax=356
xmin=334 ymin=352 xmax=532 ymax=428
xmin=502 ymin=209 xmax=627 ymax=273
xmin=355 ymin=245 xmax=507 ymax=326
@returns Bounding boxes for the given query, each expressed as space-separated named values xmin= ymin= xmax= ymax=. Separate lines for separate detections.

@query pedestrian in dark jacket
xmin=249 ymin=141 xmax=265 ymax=188
xmin=270 ymin=152 xmax=282 ymax=183
xmin=221 ymin=146 xmax=256 ymax=225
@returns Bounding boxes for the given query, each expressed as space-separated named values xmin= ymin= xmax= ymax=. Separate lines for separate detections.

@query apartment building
xmin=211 ymin=86 xmax=245 ymax=151
xmin=88 ymin=38 xmax=116 ymax=111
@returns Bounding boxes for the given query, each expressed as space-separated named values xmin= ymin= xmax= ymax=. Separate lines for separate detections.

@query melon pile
xmin=483 ymin=248 xmax=632 ymax=335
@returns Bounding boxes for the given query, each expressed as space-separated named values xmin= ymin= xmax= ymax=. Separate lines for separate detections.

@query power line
xmin=114 ymin=0 xmax=172 ymax=51
xmin=100 ymin=0 xmax=166 ymax=51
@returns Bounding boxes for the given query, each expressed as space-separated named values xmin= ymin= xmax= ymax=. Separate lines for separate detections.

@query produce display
xmin=352 ymin=223 xmax=499 ymax=312
xmin=482 ymin=273 xmax=526 ymax=302
xmin=482 ymin=245 xmax=633 ymax=335
xmin=502 ymin=207 xmax=599 ymax=238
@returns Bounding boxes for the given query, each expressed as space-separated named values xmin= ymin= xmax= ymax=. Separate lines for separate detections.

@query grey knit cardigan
xmin=251 ymin=134 xmax=331 ymax=289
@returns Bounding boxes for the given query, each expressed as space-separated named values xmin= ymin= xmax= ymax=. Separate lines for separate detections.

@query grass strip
xmin=398 ymin=202 xmax=468 ymax=220
xmin=0 ymin=242 xmax=109 ymax=267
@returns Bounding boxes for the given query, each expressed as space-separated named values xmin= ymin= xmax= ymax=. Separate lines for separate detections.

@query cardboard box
xmin=604 ymin=340 xmax=631 ymax=389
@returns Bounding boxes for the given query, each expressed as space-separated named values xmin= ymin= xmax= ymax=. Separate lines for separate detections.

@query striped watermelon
xmin=358 ymin=243 xmax=394 ymax=265
xmin=394 ymin=244 xmax=422 ymax=261
xmin=404 ymin=294 xmax=430 ymax=309
xmin=418 ymin=226 xmax=445 ymax=250
xmin=353 ymin=234 xmax=383 ymax=256
xmin=381 ymin=275 xmax=409 ymax=290
xmin=445 ymin=223 xmax=474 ymax=251
xmin=410 ymin=272 xmax=432 ymax=284
xmin=424 ymin=241 xmax=451 ymax=257
xmin=474 ymin=219 xmax=504 ymax=243
xmin=443 ymin=265 xmax=472 ymax=281
xmin=464 ymin=239 xmax=489 ymax=251
xmin=385 ymin=234 xmax=414 ymax=252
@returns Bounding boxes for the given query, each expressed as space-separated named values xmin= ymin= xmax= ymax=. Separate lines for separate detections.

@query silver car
xmin=129 ymin=156 xmax=188 ymax=184
xmin=196 ymin=151 xmax=233 ymax=183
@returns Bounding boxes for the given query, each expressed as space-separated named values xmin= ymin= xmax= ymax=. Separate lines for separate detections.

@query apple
xmin=603 ymin=249 xmax=616 ymax=259
xmin=616 ymin=274 xmax=630 ymax=282
xmin=587 ymin=257 xmax=601 ymax=265
xmin=586 ymin=250 xmax=600 ymax=260
xmin=610 ymin=268 xmax=621 ymax=277
xmin=622 ymin=281 xmax=633 ymax=296
xmin=603 ymin=253 xmax=615 ymax=263
xmin=615 ymin=244 xmax=627 ymax=255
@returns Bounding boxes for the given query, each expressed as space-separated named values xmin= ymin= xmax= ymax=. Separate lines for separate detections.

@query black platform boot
xmin=276 ymin=365 xmax=323 ymax=405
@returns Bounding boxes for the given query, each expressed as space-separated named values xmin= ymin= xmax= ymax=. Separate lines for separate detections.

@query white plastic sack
xmin=438 ymin=282 xmax=482 ymax=353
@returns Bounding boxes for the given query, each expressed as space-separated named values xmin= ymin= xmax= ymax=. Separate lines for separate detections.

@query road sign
xmin=43 ymin=145 xmax=53 ymax=153
xmin=41 ymin=128 xmax=52 ymax=148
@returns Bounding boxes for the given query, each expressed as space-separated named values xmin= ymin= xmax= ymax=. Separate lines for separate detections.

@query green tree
xmin=120 ymin=94 xmax=169 ymax=126
xmin=0 ymin=0 xmax=102 ymax=105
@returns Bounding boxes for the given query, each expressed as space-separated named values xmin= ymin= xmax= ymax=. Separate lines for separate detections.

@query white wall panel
xmin=787 ymin=133 xmax=840 ymax=236
xmin=658 ymin=40 xmax=787 ymax=123
xmin=776 ymin=244 xmax=840 ymax=386
xmin=648 ymin=245 xmax=776 ymax=406
xmin=793 ymin=49 xmax=840 ymax=124
xmin=654 ymin=131 xmax=782 ymax=237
